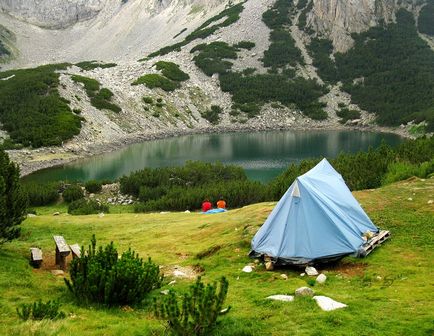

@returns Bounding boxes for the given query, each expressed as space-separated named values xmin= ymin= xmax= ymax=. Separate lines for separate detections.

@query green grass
xmin=0 ymin=178 xmax=433 ymax=335
xmin=75 ymin=61 xmax=117 ymax=71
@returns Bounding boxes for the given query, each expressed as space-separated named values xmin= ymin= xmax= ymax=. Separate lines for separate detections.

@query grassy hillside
xmin=0 ymin=178 xmax=433 ymax=335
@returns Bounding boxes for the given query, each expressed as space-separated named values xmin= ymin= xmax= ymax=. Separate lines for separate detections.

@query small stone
xmin=160 ymin=290 xmax=169 ymax=295
xmin=173 ymin=270 xmax=187 ymax=277
xmin=27 ymin=214 xmax=37 ymax=218
xmin=98 ymin=213 xmax=105 ymax=218
xmin=265 ymin=261 xmax=274 ymax=271
xmin=242 ymin=265 xmax=254 ymax=273
xmin=305 ymin=266 xmax=319 ymax=276
xmin=295 ymin=287 xmax=315 ymax=297
xmin=51 ymin=270 xmax=64 ymax=277
xmin=313 ymin=296 xmax=347 ymax=311
xmin=53 ymin=212 xmax=60 ymax=216
xmin=300 ymin=273 xmax=306 ymax=277
xmin=316 ymin=274 xmax=327 ymax=284
xmin=407 ymin=198 xmax=413 ymax=201
xmin=280 ymin=274 xmax=288 ymax=280
xmin=267 ymin=295 xmax=294 ymax=302
xmin=168 ymin=280 xmax=176 ymax=286
xmin=428 ymin=200 xmax=433 ymax=204
xmin=184 ymin=210 xmax=191 ymax=213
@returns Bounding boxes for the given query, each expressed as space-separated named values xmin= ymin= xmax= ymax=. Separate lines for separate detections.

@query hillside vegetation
xmin=0 ymin=177 xmax=433 ymax=335
xmin=0 ymin=65 xmax=82 ymax=147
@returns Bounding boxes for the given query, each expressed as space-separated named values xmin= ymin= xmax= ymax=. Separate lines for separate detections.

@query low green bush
xmin=132 ymin=74 xmax=180 ymax=92
xmin=75 ymin=61 xmax=117 ymax=71
xmin=234 ymin=41 xmax=256 ymax=50
xmin=381 ymin=159 xmax=434 ymax=185
xmin=67 ymin=199 xmax=109 ymax=215
xmin=143 ymin=96 xmax=154 ymax=104
xmin=154 ymin=61 xmax=190 ymax=82
xmin=154 ymin=276 xmax=229 ymax=336
xmin=23 ymin=182 xmax=60 ymax=206
xmin=62 ymin=184 xmax=84 ymax=203
xmin=17 ymin=300 xmax=65 ymax=321
xmin=65 ymin=235 xmax=162 ymax=306
xmin=202 ymin=105 xmax=222 ymax=124
xmin=336 ymin=108 xmax=361 ymax=124
xmin=84 ymin=180 xmax=102 ymax=193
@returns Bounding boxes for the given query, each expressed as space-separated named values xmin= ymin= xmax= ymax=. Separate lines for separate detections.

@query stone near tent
xmin=51 ymin=270 xmax=65 ymax=277
xmin=313 ymin=296 xmax=347 ymax=311
xmin=267 ymin=295 xmax=294 ymax=302
xmin=305 ymin=266 xmax=319 ymax=276
xmin=316 ymin=274 xmax=327 ymax=284
xmin=280 ymin=274 xmax=288 ymax=280
xmin=295 ymin=287 xmax=315 ymax=297
xmin=27 ymin=213 xmax=37 ymax=218
xmin=242 ymin=265 xmax=254 ymax=273
xmin=428 ymin=200 xmax=433 ymax=204
xmin=53 ymin=212 xmax=60 ymax=216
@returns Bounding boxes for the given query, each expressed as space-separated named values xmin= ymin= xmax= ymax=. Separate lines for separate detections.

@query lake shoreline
xmin=11 ymin=123 xmax=410 ymax=179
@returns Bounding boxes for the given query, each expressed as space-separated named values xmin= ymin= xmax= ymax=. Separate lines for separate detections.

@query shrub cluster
xmin=17 ymin=300 xmax=65 ymax=321
xmin=71 ymin=75 xmax=121 ymax=113
xmin=68 ymin=199 xmax=109 ymax=215
xmin=234 ymin=41 xmax=256 ymax=50
xmin=148 ymin=3 xmax=244 ymax=57
xmin=154 ymin=61 xmax=190 ymax=82
xmin=132 ymin=74 xmax=180 ymax=92
xmin=336 ymin=108 xmax=361 ymax=124
xmin=65 ymin=235 xmax=162 ymax=306
xmin=75 ymin=61 xmax=117 ymax=71
xmin=0 ymin=64 xmax=82 ymax=147
xmin=23 ymin=182 xmax=59 ymax=206
xmin=84 ymin=180 xmax=102 ymax=193
xmin=62 ymin=184 xmax=84 ymax=203
xmin=154 ymin=276 xmax=229 ymax=336
xmin=202 ymin=105 xmax=222 ymax=124
xmin=191 ymin=42 xmax=238 ymax=77
xmin=418 ymin=1 xmax=434 ymax=36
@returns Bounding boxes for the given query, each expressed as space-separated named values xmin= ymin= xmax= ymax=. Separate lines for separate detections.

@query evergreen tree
xmin=0 ymin=149 xmax=27 ymax=245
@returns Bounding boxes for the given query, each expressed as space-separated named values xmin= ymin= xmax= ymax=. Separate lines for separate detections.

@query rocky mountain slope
xmin=0 ymin=0 xmax=433 ymax=174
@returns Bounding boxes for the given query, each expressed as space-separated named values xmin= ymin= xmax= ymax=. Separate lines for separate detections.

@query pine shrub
xmin=65 ymin=235 xmax=162 ymax=306
xmin=23 ymin=182 xmax=60 ymax=206
xmin=17 ymin=299 xmax=65 ymax=321
xmin=62 ymin=184 xmax=84 ymax=203
xmin=154 ymin=276 xmax=230 ymax=336
xmin=84 ymin=180 xmax=102 ymax=193
xmin=67 ymin=199 xmax=109 ymax=215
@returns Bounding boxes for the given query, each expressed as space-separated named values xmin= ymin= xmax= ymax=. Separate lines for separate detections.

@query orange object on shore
xmin=217 ymin=199 xmax=226 ymax=209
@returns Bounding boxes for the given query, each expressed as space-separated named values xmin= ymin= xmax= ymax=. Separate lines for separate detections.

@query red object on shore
xmin=202 ymin=201 xmax=212 ymax=212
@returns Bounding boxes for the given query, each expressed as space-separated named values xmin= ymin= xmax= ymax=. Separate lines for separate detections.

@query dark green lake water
xmin=23 ymin=130 xmax=403 ymax=184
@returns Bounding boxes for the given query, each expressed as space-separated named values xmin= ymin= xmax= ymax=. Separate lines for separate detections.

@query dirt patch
xmin=326 ymin=261 xmax=368 ymax=277
xmin=195 ymin=245 xmax=221 ymax=259
xmin=161 ymin=265 xmax=201 ymax=279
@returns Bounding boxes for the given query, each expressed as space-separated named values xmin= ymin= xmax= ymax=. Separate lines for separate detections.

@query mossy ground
xmin=0 ymin=178 xmax=433 ymax=335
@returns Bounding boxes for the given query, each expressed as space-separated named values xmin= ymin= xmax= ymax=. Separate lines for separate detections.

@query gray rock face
xmin=0 ymin=0 xmax=105 ymax=28
xmin=306 ymin=0 xmax=418 ymax=52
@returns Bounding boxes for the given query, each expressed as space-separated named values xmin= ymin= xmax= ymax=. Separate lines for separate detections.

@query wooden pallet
xmin=362 ymin=230 xmax=391 ymax=256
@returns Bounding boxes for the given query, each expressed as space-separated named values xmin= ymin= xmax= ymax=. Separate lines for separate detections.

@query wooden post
xmin=53 ymin=235 xmax=70 ymax=271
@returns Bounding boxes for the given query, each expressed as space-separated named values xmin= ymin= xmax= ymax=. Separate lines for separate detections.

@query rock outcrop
xmin=306 ymin=0 xmax=420 ymax=52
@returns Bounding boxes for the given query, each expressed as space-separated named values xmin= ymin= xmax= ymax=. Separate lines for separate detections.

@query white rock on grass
xmin=305 ymin=266 xmax=319 ymax=276
xmin=295 ymin=287 xmax=315 ymax=297
xmin=266 ymin=295 xmax=294 ymax=302
xmin=173 ymin=270 xmax=187 ymax=277
xmin=316 ymin=274 xmax=327 ymax=284
xmin=313 ymin=296 xmax=347 ymax=311
xmin=242 ymin=265 xmax=254 ymax=273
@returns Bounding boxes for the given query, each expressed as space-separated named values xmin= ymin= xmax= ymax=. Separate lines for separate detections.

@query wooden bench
xmin=69 ymin=244 xmax=81 ymax=259
xmin=30 ymin=248 xmax=43 ymax=268
xmin=53 ymin=235 xmax=70 ymax=270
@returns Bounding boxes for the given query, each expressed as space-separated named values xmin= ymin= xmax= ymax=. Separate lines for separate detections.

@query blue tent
xmin=250 ymin=159 xmax=378 ymax=265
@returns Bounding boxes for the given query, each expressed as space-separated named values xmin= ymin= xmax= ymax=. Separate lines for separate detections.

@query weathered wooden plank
xmin=53 ymin=235 xmax=70 ymax=255
xmin=69 ymin=244 xmax=81 ymax=258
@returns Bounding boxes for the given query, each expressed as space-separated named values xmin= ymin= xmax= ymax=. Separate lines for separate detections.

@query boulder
xmin=305 ymin=266 xmax=319 ymax=276
xmin=267 ymin=295 xmax=294 ymax=302
xmin=313 ymin=296 xmax=347 ymax=311
xmin=316 ymin=274 xmax=327 ymax=284
xmin=295 ymin=287 xmax=315 ymax=297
